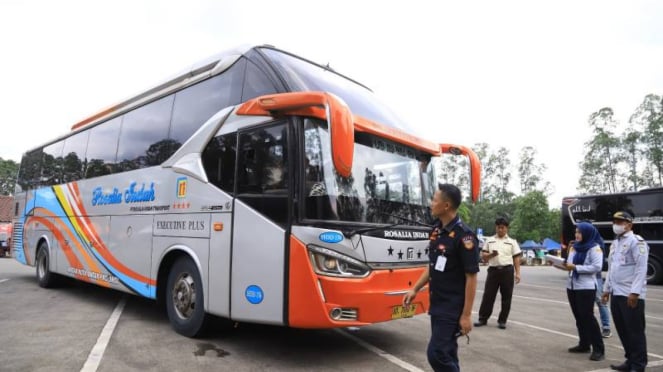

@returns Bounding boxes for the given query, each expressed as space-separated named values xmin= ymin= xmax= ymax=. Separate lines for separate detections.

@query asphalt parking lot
xmin=1 ymin=257 xmax=661 ymax=372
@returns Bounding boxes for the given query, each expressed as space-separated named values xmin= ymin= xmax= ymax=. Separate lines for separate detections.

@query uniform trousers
xmin=567 ymin=289 xmax=604 ymax=353
xmin=478 ymin=265 xmax=514 ymax=324
xmin=611 ymin=295 xmax=647 ymax=370
xmin=428 ymin=315 xmax=460 ymax=372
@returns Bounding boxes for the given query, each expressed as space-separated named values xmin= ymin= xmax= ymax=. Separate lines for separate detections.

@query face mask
xmin=612 ymin=224 xmax=626 ymax=235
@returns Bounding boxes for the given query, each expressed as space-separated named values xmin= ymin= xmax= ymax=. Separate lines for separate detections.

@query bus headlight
xmin=308 ymin=245 xmax=370 ymax=278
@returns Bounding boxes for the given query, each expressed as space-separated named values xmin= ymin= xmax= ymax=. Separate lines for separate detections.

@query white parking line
xmin=80 ymin=297 xmax=127 ymax=372
xmin=0 ymin=279 xmax=8 ymax=284
xmin=335 ymin=328 xmax=425 ymax=372
xmin=504 ymin=318 xmax=663 ymax=360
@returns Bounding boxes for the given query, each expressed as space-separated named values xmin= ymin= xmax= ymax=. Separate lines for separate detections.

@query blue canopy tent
xmin=520 ymin=240 xmax=543 ymax=250
xmin=520 ymin=240 xmax=545 ymax=265
xmin=542 ymin=238 xmax=561 ymax=252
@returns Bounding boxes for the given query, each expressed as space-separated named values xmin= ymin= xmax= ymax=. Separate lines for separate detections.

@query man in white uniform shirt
xmin=602 ymin=211 xmax=648 ymax=372
xmin=474 ymin=217 xmax=522 ymax=329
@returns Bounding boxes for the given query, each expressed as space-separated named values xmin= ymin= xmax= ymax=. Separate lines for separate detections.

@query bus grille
xmin=12 ymin=222 xmax=23 ymax=252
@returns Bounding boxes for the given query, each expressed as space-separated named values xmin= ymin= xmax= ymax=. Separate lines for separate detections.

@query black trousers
xmin=567 ymin=289 xmax=604 ymax=353
xmin=478 ymin=266 xmax=514 ymax=324
xmin=427 ymin=315 xmax=460 ymax=372
xmin=611 ymin=295 xmax=647 ymax=370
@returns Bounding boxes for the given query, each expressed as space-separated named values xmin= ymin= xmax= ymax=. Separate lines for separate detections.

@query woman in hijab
xmin=555 ymin=222 xmax=605 ymax=361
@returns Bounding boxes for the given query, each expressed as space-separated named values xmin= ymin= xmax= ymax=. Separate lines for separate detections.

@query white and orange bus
xmin=12 ymin=45 xmax=481 ymax=337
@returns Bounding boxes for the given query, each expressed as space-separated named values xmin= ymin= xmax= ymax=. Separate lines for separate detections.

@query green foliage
xmin=579 ymin=94 xmax=663 ymax=194
xmin=457 ymin=202 xmax=471 ymax=224
xmin=509 ymin=191 xmax=551 ymax=242
xmin=0 ymin=157 xmax=19 ymax=196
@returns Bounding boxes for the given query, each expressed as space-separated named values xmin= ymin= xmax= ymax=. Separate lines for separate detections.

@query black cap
xmin=495 ymin=217 xmax=509 ymax=226
xmin=613 ymin=211 xmax=634 ymax=222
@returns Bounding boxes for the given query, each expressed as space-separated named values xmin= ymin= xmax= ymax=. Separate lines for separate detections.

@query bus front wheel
xmin=36 ymin=243 xmax=59 ymax=288
xmin=166 ymin=256 xmax=208 ymax=337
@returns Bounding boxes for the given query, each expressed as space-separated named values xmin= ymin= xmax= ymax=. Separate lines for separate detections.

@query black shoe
xmin=568 ymin=345 xmax=591 ymax=353
xmin=609 ymin=362 xmax=630 ymax=371
xmin=498 ymin=322 xmax=506 ymax=329
xmin=589 ymin=352 xmax=605 ymax=361
xmin=473 ymin=321 xmax=487 ymax=327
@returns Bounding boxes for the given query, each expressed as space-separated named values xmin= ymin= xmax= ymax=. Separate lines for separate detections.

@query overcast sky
xmin=2 ymin=0 xmax=662 ymax=208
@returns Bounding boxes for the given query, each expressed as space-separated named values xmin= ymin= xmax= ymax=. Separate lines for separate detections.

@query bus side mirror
xmin=439 ymin=144 xmax=482 ymax=202
xmin=237 ymin=92 xmax=354 ymax=178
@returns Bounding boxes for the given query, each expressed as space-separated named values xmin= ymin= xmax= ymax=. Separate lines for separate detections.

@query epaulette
xmin=634 ymin=234 xmax=645 ymax=242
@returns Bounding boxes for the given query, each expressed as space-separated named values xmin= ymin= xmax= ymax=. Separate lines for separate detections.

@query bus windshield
xmin=260 ymin=48 xmax=409 ymax=132
xmin=303 ymin=119 xmax=434 ymax=226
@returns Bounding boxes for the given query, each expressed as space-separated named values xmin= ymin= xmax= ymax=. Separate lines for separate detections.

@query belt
xmin=489 ymin=265 xmax=513 ymax=270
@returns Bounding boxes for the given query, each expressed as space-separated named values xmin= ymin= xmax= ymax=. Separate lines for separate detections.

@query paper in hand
xmin=545 ymin=254 xmax=565 ymax=266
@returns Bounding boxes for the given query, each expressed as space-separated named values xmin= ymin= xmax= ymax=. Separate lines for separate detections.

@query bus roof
xmin=70 ymin=44 xmax=257 ymax=132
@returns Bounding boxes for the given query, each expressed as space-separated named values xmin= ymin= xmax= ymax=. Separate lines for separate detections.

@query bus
xmin=561 ymin=188 xmax=663 ymax=285
xmin=12 ymin=44 xmax=482 ymax=337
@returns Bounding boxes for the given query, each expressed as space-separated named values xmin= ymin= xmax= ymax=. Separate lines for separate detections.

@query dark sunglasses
xmin=454 ymin=331 xmax=470 ymax=345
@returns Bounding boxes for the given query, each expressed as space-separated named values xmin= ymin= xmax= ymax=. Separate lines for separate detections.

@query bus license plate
xmin=391 ymin=304 xmax=417 ymax=319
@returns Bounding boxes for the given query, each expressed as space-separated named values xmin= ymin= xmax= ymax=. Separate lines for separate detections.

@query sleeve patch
xmin=462 ymin=235 xmax=475 ymax=250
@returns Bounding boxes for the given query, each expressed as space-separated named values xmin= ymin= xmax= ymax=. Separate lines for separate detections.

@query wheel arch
xmin=156 ymin=245 xmax=206 ymax=309
xmin=647 ymin=255 xmax=663 ymax=285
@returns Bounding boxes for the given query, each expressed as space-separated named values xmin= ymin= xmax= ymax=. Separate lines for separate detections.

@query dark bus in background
xmin=561 ymin=188 xmax=663 ymax=285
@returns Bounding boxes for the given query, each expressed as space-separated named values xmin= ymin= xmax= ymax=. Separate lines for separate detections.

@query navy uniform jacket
xmin=428 ymin=215 xmax=480 ymax=317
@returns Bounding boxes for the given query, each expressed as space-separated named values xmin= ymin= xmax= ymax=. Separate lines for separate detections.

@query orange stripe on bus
xmin=33 ymin=207 xmax=109 ymax=287
xmin=30 ymin=216 xmax=87 ymax=282
xmin=68 ymin=185 xmax=156 ymax=286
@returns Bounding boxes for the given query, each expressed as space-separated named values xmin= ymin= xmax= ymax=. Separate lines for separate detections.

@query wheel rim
xmin=172 ymin=272 xmax=196 ymax=320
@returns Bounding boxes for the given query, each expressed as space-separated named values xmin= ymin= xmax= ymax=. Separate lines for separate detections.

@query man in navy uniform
xmin=403 ymin=183 xmax=479 ymax=372
xmin=602 ymin=211 xmax=648 ymax=372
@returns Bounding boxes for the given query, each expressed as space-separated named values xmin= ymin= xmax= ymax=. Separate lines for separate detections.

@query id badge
xmin=435 ymin=255 xmax=447 ymax=272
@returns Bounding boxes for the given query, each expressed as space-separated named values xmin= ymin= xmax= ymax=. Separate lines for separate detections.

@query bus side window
xmin=42 ymin=141 xmax=64 ymax=186
xmin=202 ymin=133 xmax=237 ymax=194
xmin=17 ymin=149 xmax=44 ymax=191
xmin=241 ymin=60 xmax=279 ymax=102
xmin=116 ymin=95 xmax=174 ymax=172
xmin=62 ymin=130 xmax=90 ymax=183
xmin=86 ymin=116 xmax=122 ymax=179
xmin=170 ymin=59 xmax=246 ymax=154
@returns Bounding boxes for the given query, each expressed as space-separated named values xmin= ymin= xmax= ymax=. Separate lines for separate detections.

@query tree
xmin=0 ymin=157 xmax=19 ymax=196
xmin=509 ymin=191 xmax=550 ymax=242
xmin=478 ymin=144 xmax=514 ymax=204
xmin=517 ymin=146 xmax=549 ymax=194
xmin=578 ymin=107 xmax=621 ymax=193
xmin=637 ymin=94 xmax=663 ymax=186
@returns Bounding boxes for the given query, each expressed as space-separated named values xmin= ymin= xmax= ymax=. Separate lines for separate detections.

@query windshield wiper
xmin=379 ymin=212 xmax=432 ymax=228
xmin=343 ymin=222 xmax=402 ymax=239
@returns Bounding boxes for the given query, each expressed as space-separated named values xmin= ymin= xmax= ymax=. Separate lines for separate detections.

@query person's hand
xmin=402 ymin=289 xmax=417 ymax=310
xmin=515 ymin=272 xmax=521 ymax=284
xmin=601 ymin=292 xmax=610 ymax=305
xmin=627 ymin=293 xmax=639 ymax=308
xmin=563 ymin=262 xmax=576 ymax=271
xmin=459 ymin=314 xmax=472 ymax=335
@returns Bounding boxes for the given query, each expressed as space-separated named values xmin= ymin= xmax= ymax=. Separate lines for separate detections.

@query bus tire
xmin=648 ymin=258 xmax=663 ymax=285
xmin=36 ymin=243 xmax=59 ymax=288
xmin=166 ymin=256 xmax=208 ymax=337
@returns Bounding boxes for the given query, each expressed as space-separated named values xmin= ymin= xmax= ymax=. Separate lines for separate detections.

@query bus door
xmin=230 ymin=121 xmax=290 ymax=325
